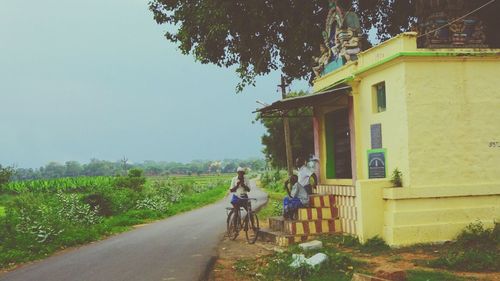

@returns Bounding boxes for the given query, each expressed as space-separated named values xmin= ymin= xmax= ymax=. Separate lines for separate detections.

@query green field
xmin=0 ymin=173 xmax=231 ymax=268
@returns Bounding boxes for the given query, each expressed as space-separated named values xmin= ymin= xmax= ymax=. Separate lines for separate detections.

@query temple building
xmin=258 ymin=30 xmax=500 ymax=246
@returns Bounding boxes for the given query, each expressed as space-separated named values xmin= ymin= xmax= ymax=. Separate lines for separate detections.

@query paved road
xmin=0 ymin=181 xmax=267 ymax=281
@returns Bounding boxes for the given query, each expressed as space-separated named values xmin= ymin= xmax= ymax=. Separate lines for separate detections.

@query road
xmin=0 ymin=180 xmax=267 ymax=281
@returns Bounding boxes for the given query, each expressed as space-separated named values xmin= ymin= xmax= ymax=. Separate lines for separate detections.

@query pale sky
xmin=0 ymin=0 xmax=309 ymax=168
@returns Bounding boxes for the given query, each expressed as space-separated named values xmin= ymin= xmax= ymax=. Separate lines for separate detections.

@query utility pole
xmin=278 ymin=75 xmax=294 ymax=177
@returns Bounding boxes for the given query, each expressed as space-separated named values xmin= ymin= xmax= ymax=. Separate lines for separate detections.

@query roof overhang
xmin=255 ymin=84 xmax=351 ymax=116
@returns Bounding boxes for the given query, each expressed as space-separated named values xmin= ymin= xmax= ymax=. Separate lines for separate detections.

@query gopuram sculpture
xmin=313 ymin=0 xmax=362 ymax=78
xmin=416 ymin=0 xmax=487 ymax=48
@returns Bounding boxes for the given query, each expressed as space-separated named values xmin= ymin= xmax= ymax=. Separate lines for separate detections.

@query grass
xmin=407 ymin=270 xmax=469 ymax=281
xmin=258 ymin=189 xmax=285 ymax=219
xmin=424 ymin=222 xmax=500 ymax=272
xmin=0 ymin=175 xmax=229 ymax=269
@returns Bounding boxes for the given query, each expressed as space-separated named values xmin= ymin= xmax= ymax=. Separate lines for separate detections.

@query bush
xmin=56 ymin=193 xmax=102 ymax=225
xmin=260 ymin=170 xmax=286 ymax=192
xmin=429 ymin=221 xmax=500 ymax=271
xmin=136 ymin=195 xmax=170 ymax=213
xmin=83 ymin=193 xmax=113 ymax=216
xmin=115 ymin=169 xmax=146 ymax=191
xmin=361 ymin=236 xmax=390 ymax=253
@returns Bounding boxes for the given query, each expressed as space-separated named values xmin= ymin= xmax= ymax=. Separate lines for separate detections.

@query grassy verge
xmin=0 ymin=206 xmax=5 ymax=217
xmin=258 ymin=189 xmax=285 ymax=220
xmin=0 ymin=183 xmax=227 ymax=269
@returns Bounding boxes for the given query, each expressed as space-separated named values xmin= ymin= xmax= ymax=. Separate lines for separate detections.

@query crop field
xmin=0 ymin=172 xmax=231 ymax=268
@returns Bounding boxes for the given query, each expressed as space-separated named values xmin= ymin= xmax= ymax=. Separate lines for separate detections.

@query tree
xmin=256 ymin=91 xmax=314 ymax=168
xmin=42 ymin=162 xmax=66 ymax=178
xmin=64 ymin=161 xmax=83 ymax=177
xmin=0 ymin=165 xmax=14 ymax=186
xmin=149 ymin=0 xmax=499 ymax=90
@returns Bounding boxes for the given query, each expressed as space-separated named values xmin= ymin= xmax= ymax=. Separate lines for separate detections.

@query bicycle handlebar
xmin=238 ymin=198 xmax=257 ymax=201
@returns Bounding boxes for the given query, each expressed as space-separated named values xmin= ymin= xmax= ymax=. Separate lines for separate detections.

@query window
xmin=373 ymin=82 xmax=386 ymax=113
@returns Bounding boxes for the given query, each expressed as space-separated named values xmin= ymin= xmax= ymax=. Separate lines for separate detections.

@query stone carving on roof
xmin=416 ymin=0 xmax=487 ymax=48
xmin=314 ymin=0 xmax=362 ymax=78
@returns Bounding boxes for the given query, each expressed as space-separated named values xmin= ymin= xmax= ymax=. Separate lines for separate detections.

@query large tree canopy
xmin=149 ymin=0 xmax=499 ymax=90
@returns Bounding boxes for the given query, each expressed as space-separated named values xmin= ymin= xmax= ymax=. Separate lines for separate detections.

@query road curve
xmin=0 ymin=180 xmax=267 ymax=281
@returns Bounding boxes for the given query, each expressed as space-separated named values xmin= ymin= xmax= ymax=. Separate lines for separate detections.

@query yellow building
xmin=259 ymin=32 xmax=500 ymax=246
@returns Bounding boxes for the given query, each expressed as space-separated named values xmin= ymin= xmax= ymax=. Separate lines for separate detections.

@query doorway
xmin=325 ymin=108 xmax=352 ymax=179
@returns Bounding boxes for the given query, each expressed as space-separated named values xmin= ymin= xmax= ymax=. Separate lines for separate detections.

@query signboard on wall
xmin=370 ymin=123 xmax=382 ymax=149
xmin=367 ymin=149 xmax=386 ymax=179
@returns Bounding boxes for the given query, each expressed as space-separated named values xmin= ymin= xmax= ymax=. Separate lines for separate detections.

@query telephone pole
xmin=278 ymin=75 xmax=294 ymax=177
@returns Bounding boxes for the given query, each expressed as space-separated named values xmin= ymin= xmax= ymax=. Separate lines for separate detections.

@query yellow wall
xmin=383 ymin=184 xmax=500 ymax=246
xmin=354 ymin=62 xmax=411 ymax=184
xmin=405 ymin=57 xmax=500 ymax=187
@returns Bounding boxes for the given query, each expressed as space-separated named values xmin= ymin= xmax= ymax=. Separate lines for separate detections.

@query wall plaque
xmin=368 ymin=149 xmax=386 ymax=179
xmin=371 ymin=123 xmax=382 ymax=149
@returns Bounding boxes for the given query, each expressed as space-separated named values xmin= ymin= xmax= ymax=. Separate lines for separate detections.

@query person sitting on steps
xmin=296 ymin=156 xmax=318 ymax=195
xmin=283 ymin=174 xmax=309 ymax=220
xmin=229 ymin=167 xmax=250 ymax=211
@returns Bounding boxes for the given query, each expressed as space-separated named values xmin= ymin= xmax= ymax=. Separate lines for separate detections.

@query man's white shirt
xmin=297 ymin=165 xmax=313 ymax=187
xmin=229 ymin=176 xmax=250 ymax=197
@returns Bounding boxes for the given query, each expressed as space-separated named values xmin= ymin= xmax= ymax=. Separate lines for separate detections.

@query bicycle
xmin=226 ymin=198 xmax=260 ymax=244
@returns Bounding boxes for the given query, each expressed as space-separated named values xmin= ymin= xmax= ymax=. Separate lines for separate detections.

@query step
xmin=308 ymin=194 xmax=335 ymax=208
xmin=258 ymin=228 xmax=310 ymax=247
xmin=298 ymin=207 xmax=338 ymax=221
xmin=269 ymin=216 xmax=286 ymax=232
xmin=283 ymin=218 xmax=341 ymax=235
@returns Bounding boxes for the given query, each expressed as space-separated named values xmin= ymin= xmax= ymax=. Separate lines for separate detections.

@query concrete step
xmin=308 ymin=194 xmax=336 ymax=208
xmin=283 ymin=218 xmax=341 ymax=235
xmin=258 ymin=227 xmax=310 ymax=247
xmin=269 ymin=216 xmax=286 ymax=232
xmin=298 ymin=207 xmax=338 ymax=220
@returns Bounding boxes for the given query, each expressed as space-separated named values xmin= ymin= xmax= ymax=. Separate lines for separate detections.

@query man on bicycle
xmin=229 ymin=167 xmax=250 ymax=210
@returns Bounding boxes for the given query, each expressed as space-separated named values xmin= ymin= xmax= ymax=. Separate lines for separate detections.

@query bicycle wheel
xmin=244 ymin=212 xmax=260 ymax=244
xmin=226 ymin=209 xmax=240 ymax=240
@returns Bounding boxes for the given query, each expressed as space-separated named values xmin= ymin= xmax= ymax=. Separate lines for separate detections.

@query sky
xmin=0 ymin=0 xmax=309 ymax=168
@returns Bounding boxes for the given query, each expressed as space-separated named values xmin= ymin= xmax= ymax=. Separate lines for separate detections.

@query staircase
xmin=259 ymin=194 xmax=342 ymax=247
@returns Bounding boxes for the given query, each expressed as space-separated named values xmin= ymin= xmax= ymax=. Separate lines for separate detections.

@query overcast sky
xmin=0 ymin=0 xmax=309 ymax=168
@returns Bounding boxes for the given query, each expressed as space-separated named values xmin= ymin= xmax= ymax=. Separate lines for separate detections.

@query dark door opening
xmin=325 ymin=108 xmax=352 ymax=179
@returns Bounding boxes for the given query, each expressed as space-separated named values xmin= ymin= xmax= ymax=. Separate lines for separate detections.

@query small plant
xmin=361 ymin=236 xmax=390 ymax=254
xmin=390 ymin=168 xmax=403 ymax=187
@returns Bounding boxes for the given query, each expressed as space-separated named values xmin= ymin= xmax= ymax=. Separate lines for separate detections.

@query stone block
xmin=299 ymin=240 xmax=323 ymax=251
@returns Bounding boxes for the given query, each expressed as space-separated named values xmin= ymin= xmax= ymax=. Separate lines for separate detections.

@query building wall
xmin=405 ymin=57 xmax=500 ymax=188
xmin=353 ymin=62 xmax=411 ymax=184
xmin=312 ymin=33 xmax=500 ymax=246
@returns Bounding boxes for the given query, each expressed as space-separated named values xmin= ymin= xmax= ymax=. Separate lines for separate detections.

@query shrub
xmin=83 ymin=193 xmax=113 ymax=216
xmin=136 ymin=195 xmax=170 ymax=213
xmin=56 ymin=193 xmax=102 ymax=225
xmin=361 ymin=236 xmax=390 ymax=253
xmin=115 ymin=169 xmax=146 ymax=191
xmin=429 ymin=221 xmax=500 ymax=271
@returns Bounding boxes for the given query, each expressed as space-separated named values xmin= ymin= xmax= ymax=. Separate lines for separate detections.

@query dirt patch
xmin=209 ymin=235 xmax=500 ymax=281
xmin=208 ymin=220 xmax=278 ymax=281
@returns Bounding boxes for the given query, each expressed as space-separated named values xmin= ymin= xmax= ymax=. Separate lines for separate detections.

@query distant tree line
xmin=8 ymin=158 xmax=266 ymax=181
